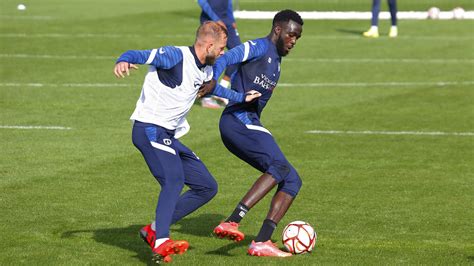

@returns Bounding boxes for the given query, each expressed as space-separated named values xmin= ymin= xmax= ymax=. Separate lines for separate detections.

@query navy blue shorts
xmin=132 ymin=122 xmax=215 ymax=185
xmin=219 ymin=113 xmax=302 ymax=197
xmin=132 ymin=121 xmax=218 ymax=237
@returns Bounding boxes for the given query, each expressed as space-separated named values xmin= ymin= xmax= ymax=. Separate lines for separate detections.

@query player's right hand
xmin=244 ymin=90 xmax=262 ymax=102
xmin=114 ymin=62 xmax=138 ymax=78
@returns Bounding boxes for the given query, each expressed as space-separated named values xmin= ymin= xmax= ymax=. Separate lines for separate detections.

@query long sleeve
xmin=212 ymin=38 xmax=268 ymax=82
xmin=116 ymin=46 xmax=183 ymax=69
xmin=212 ymin=85 xmax=245 ymax=102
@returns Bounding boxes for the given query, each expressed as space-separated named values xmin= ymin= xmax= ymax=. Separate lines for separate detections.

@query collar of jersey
xmin=189 ymin=46 xmax=208 ymax=69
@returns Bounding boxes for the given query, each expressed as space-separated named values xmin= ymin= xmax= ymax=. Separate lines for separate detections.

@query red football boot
xmin=213 ymin=221 xmax=245 ymax=242
xmin=140 ymin=224 xmax=155 ymax=248
xmin=152 ymin=239 xmax=189 ymax=264
xmin=247 ymin=240 xmax=292 ymax=257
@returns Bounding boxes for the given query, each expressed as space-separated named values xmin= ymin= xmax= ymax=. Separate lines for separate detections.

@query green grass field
xmin=1 ymin=0 xmax=473 ymax=264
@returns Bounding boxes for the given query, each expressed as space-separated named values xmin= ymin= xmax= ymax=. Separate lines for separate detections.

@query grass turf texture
xmin=1 ymin=0 xmax=473 ymax=264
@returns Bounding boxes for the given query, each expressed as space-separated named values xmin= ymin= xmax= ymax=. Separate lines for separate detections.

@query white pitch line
xmin=0 ymin=33 xmax=472 ymax=41
xmin=0 ymin=33 xmax=191 ymax=39
xmin=0 ymin=54 xmax=115 ymax=60
xmin=234 ymin=10 xmax=474 ymax=20
xmin=0 ymin=125 xmax=72 ymax=130
xmin=0 ymin=83 xmax=133 ymax=88
xmin=285 ymin=58 xmax=474 ymax=64
xmin=306 ymin=130 xmax=474 ymax=136
xmin=278 ymin=81 xmax=474 ymax=88
xmin=0 ymin=81 xmax=473 ymax=89
xmin=2 ymin=53 xmax=472 ymax=64
xmin=0 ymin=15 xmax=53 ymax=20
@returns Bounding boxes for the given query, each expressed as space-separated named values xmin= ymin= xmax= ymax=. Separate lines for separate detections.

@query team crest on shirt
xmin=163 ymin=139 xmax=172 ymax=145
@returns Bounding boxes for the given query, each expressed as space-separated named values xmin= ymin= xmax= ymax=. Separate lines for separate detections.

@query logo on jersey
xmin=194 ymin=81 xmax=202 ymax=90
xmin=268 ymin=57 xmax=272 ymax=63
xmin=249 ymin=40 xmax=256 ymax=46
xmin=159 ymin=47 xmax=165 ymax=54
xmin=253 ymin=74 xmax=277 ymax=91
xmin=163 ymin=139 xmax=172 ymax=145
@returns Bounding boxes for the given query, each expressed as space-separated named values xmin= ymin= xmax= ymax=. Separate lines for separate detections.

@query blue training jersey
xmin=212 ymin=37 xmax=281 ymax=125
xmin=198 ymin=0 xmax=235 ymax=25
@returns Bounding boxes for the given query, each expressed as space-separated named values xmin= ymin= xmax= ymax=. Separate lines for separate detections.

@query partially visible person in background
xmin=198 ymin=0 xmax=242 ymax=108
xmin=363 ymin=0 xmax=398 ymax=38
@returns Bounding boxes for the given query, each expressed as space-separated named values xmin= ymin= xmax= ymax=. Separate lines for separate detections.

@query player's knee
xmin=293 ymin=172 xmax=303 ymax=194
xmin=205 ymin=178 xmax=218 ymax=200
xmin=291 ymin=165 xmax=302 ymax=191
xmin=267 ymin=161 xmax=291 ymax=183
xmin=278 ymin=167 xmax=302 ymax=197
xmin=159 ymin=173 xmax=185 ymax=191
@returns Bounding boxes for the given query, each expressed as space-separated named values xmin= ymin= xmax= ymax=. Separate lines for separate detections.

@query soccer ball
xmin=427 ymin=7 xmax=441 ymax=19
xmin=282 ymin=221 xmax=317 ymax=254
xmin=452 ymin=7 xmax=465 ymax=19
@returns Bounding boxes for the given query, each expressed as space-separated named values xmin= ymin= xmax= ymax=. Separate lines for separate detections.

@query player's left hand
xmin=244 ymin=90 xmax=262 ymax=102
xmin=197 ymin=79 xmax=216 ymax=98
xmin=114 ymin=62 xmax=138 ymax=78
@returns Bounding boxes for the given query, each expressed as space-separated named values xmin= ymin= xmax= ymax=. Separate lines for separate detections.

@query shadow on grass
xmin=336 ymin=28 xmax=364 ymax=36
xmin=205 ymin=236 xmax=256 ymax=257
xmin=62 ymin=224 xmax=151 ymax=265
xmin=61 ymin=213 xmax=230 ymax=263
xmin=173 ymin=213 xmax=226 ymax=237
xmin=175 ymin=213 xmax=259 ymax=257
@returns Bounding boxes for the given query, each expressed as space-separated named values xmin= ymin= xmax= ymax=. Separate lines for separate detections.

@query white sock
xmin=370 ymin=26 xmax=378 ymax=31
xmin=154 ymin=237 xmax=170 ymax=248
xmin=391 ymin=26 xmax=397 ymax=30
xmin=151 ymin=221 xmax=156 ymax=231
xmin=219 ymin=79 xmax=230 ymax=88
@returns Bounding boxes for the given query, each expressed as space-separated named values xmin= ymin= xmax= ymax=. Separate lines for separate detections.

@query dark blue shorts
xmin=219 ymin=113 xmax=302 ymax=197
xmin=132 ymin=121 xmax=216 ymax=189
xmin=132 ymin=121 xmax=218 ymax=238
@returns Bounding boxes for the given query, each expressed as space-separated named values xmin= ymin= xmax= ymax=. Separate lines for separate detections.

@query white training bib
xmin=130 ymin=46 xmax=213 ymax=138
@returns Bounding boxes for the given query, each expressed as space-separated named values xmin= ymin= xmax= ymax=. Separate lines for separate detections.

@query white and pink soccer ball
xmin=452 ymin=7 xmax=465 ymax=19
xmin=427 ymin=7 xmax=441 ymax=19
xmin=282 ymin=221 xmax=317 ymax=254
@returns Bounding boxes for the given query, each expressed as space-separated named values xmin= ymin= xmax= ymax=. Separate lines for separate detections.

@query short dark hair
xmin=273 ymin=9 xmax=304 ymax=27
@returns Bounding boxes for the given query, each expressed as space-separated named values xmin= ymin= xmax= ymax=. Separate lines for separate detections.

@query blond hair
xmin=195 ymin=21 xmax=228 ymax=43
